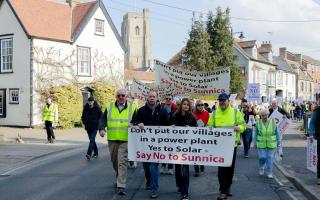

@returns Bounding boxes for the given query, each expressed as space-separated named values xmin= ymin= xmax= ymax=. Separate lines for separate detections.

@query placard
xmin=128 ymin=126 xmax=235 ymax=166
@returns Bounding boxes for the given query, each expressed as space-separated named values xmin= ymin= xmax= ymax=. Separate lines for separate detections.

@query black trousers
xmin=175 ymin=164 xmax=189 ymax=196
xmin=45 ymin=121 xmax=55 ymax=141
xmin=194 ymin=165 xmax=204 ymax=173
xmin=218 ymin=147 xmax=237 ymax=194
xmin=317 ymin=140 xmax=320 ymax=178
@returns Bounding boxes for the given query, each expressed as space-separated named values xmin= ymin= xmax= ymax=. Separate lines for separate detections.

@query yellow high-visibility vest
xmin=42 ymin=103 xmax=58 ymax=122
xmin=257 ymin=119 xmax=277 ymax=149
xmin=106 ymin=101 xmax=137 ymax=141
xmin=207 ymin=105 xmax=246 ymax=146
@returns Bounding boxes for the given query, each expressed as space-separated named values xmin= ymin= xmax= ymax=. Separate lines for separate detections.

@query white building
xmin=234 ymin=40 xmax=277 ymax=102
xmin=0 ymin=0 xmax=125 ymax=127
xmin=277 ymin=48 xmax=314 ymax=101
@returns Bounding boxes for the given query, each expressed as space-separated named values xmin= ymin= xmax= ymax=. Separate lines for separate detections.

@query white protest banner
xmin=269 ymin=110 xmax=284 ymax=125
xmin=155 ymin=60 xmax=230 ymax=96
xmin=269 ymin=110 xmax=291 ymax=134
xmin=131 ymin=79 xmax=183 ymax=100
xmin=130 ymin=79 xmax=151 ymax=100
xmin=128 ymin=126 xmax=235 ymax=167
xmin=229 ymin=94 xmax=237 ymax=101
xmin=246 ymin=83 xmax=260 ymax=102
xmin=278 ymin=118 xmax=291 ymax=134
xmin=307 ymin=137 xmax=317 ymax=173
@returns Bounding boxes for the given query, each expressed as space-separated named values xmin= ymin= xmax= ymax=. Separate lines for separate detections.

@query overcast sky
xmin=103 ymin=0 xmax=320 ymax=62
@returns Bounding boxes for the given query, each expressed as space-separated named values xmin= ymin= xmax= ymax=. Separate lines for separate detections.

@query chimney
xmin=279 ymin=47 xmax=287 ymax=59
xmin=294 ymin=54 xmax=302 ymax=64
xmin=66 ymin=0 xmax=82 ymax=9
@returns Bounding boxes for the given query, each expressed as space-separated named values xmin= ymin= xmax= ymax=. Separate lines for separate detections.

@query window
xmin=1 ymin=38 xmax=13 ymax=72
xmin=135 ymin=26 xmax=140 ymax=36
xmin=95 ymin=19 xmax=104 ymax=35
xmin=9 ymin=88 xmax=19 ymax=104
xmin=77 ymin=47 xmax=91 ymax=76
xmin=301 ymin=82 xmax=304 ymax=92
xmin=310 ymin=83 xmax=312 ymax=93
xmin=0 ymin=89 xmax=6 ymax=117
xmin=285 ymin=74 xmax=288 ymax=85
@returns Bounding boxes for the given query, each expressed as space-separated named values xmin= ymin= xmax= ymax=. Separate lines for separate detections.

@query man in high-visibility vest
xmin=207 ymin=93 xmax=246 ymax=200
xmin=100 ymin=89 xmax=137 ymax=196
xmin=42 ymin=97 xmax=58 ymax=144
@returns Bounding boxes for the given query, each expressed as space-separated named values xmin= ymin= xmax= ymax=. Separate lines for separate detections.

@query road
xmin=0 ymin=143 xmax=308 ymax=200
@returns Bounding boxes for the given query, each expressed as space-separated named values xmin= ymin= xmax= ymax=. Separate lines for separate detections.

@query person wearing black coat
xmin=131 ymin=91 xmax=169 ymax=199
xmin=171 ymin=98 xmax=197 ymax=200
xmin=269 ymin=99 xmax=290 ymax=118
xmin=81 ymin=97 xmax=104 ymax=160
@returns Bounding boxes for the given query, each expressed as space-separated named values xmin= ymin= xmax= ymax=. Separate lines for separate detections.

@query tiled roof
xmin=125 ymin=69 xmax=155 ymax=82
xmin=9 ymin=0 xmax=72 ymax=42
xmin=167 ymin=47 xmax=186 ymax=68
xmin=238 ymin=40 xmax=256 ymax=48
xmin=72 ymin=1 xmax=96 ymax=36
xmin=302 ymin=55 xmax=320 ymax=66
xmin=234 ymin=41 xmax=276 ymax=66
xmin=273 ymin=56 xmax=296 ymax=73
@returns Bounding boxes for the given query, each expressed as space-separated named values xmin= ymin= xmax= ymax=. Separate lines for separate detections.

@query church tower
xmin=122 ymin=8 xmax=153 ymax=70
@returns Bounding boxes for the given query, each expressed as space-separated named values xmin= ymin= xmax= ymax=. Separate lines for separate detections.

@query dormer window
xmin=95 ymin=19 xmax=104 ymax=36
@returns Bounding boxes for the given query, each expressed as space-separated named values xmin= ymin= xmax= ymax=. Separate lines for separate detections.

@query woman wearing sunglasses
xmin=192 ymin=100 xmax=209 ymax=177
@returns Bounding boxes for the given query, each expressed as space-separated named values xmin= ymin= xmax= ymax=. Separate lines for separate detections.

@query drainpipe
xmin=29 ymin=38 xmax=34 ymax=128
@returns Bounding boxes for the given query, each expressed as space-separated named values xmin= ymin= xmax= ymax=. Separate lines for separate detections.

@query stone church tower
xmin=122 ymin=8 xmax=153 ymax=70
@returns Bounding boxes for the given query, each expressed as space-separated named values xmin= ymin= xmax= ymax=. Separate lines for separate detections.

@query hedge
xmin=50 ymin=85 xmax=83 ymax=129
xmin=92 ymin=83 xmax=115 ymax=112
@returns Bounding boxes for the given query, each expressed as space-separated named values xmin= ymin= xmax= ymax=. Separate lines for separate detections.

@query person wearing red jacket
xmin=192 ymin=100 xmax=209 ymax=177
xmin=160 ymin=95 xmax=177 ymax=175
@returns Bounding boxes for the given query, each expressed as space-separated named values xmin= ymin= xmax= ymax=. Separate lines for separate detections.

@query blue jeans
xmin=258 ymin=148 xmax=275 ymax=175
xmin=175 ymin=164 xmax=189 ymax=196
xmin=86 ymin=129 xmax=98 ymax=156
xmin=242 ymin=128 xmax=252 ymax=155
xmin=143 ymin=162 xmax=159 ymax=192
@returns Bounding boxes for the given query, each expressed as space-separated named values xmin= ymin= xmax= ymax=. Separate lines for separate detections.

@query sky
xmin=103 ymin=0 xmax=320 ymax=62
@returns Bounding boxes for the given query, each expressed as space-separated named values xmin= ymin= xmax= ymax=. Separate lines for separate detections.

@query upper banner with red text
xmin=154 ymin=59 xmax=230 ymax=96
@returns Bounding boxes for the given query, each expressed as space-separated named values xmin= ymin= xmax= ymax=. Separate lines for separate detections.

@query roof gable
xmin=71 ymin=0 xmax=126 ymax=51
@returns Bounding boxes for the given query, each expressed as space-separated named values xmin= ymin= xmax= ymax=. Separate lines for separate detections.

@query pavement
xmin=274 ymin=121 xmax=320 ymax=200
xmin=0 ymin=124 xmax=318 ymax=199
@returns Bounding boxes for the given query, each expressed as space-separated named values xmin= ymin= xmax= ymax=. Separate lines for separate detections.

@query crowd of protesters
xmin=42 ymin=90 xmax=320 ymax=200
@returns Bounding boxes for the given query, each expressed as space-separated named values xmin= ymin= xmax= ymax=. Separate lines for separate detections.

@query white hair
xmin=116 ymin=89 xmax=127 ymax=96
xmin=271 ymin=99 xmax=277 ymax=104
xmin=260 ymin=109 xmax=270 ymax=116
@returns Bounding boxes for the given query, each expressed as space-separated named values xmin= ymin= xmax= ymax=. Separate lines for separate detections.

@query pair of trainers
xmin=117 ymin=187 xmax=126 ymax=195
xmin=181 ymin=194 xmax=188 ymax=200
xmin=150 ymin=191 xmax=158 ymax=199
xmin=85 ymin=153 xmax=98 ymax=160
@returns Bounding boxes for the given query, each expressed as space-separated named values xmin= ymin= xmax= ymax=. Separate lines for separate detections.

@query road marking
xmin=0 ymin=148 xmax=82 ymax=176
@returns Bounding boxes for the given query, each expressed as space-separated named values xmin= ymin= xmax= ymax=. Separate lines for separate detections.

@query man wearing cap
xmin=100 ymin=89 xmax=138 ymax=196
xmin=207 ymin=93 xmax=246 ymax=200
xmin=81 ymin=96 xmax=104 ymax=160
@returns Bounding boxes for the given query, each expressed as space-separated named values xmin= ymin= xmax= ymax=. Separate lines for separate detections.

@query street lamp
xmin=233 ymin=31 xmax=245 ymax=39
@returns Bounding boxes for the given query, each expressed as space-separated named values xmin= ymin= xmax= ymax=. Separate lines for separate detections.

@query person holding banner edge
xmin=131 ymin=91 xmax=169 ymax=199
xmin=307 ymin=97 xmax=320 ymax=185
xmin=171 ymin=98 xmax=197 ymax=200
xmin=100 ymin=89 xmax=138 ymax=196
xmin=207 ymin=93 xmax=246 ymax=200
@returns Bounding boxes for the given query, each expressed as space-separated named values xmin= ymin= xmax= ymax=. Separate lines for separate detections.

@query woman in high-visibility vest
xmin=254 ymin=109 xmax=280 ymax=179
